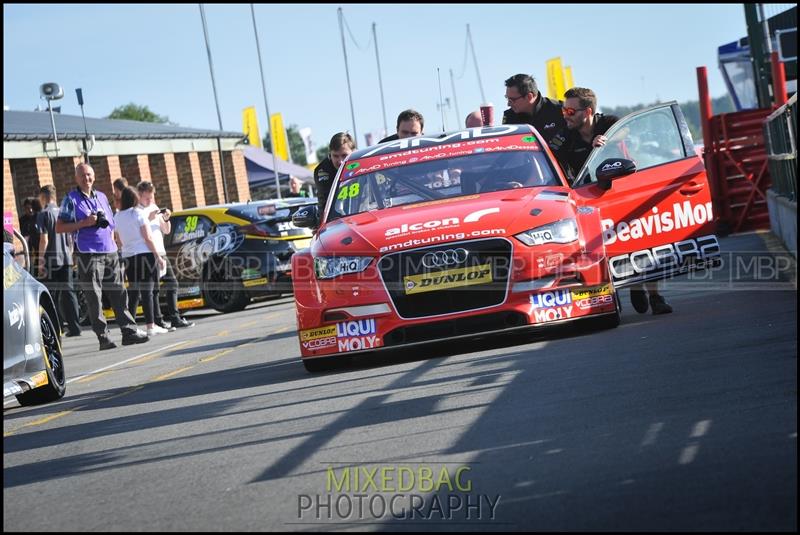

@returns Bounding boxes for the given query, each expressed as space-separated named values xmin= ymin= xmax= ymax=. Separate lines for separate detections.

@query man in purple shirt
xmin=56 ymin=163 xmax=149 ymax=350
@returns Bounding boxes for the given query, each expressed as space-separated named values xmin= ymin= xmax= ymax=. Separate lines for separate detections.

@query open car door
xmin=571 ymin=102 xmax=721 ymax=288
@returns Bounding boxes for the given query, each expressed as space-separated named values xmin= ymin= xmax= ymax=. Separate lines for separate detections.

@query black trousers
xmin=125 ymin=252 xmax=158 ymax=325
xmin=154 ymin=254 xmax=180 ymax=322
xmin=43 ymin=264 xmax=81 ymax=335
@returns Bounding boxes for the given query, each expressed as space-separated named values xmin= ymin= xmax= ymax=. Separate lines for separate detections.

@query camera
xmin=94 ymin=210 xmax=110 ymax=229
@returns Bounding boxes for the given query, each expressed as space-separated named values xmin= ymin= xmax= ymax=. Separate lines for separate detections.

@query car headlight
xmin=514 ymin=218 xmax=579 ymax=246
xmin=314 ymin=256 xmax=373 ymax=279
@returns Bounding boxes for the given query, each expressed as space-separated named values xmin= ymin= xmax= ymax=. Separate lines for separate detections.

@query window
xmin=168 ymin=215 xmax=213 ymax=246
xmin=576 ymin=107 xmax=687 ymax=185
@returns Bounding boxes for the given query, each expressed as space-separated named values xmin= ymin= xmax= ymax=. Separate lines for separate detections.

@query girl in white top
xmin=114 ymin=186 xmax=166 ymax=335
xmin=136 ymin=181 xmax=191 ymax=330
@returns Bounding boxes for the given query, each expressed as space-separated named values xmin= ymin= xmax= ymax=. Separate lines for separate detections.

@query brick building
xmin=3 ymin=110 xmax=249 ymax=229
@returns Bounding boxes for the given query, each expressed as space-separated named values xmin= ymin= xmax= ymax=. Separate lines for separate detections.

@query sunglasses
xmin=562 ymin=107 xmax=587 ymax=117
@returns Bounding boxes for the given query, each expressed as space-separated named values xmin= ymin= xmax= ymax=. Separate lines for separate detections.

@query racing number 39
xmin=185 ymin=216 xmax=198 ymax=233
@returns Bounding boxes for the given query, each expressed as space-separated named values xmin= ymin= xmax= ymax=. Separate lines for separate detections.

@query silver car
xmin=3 ymin=228 xmax=66 ymax=405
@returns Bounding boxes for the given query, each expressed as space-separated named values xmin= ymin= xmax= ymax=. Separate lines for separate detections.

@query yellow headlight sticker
xmin=404 ymin=264 xmax=493 ymax=295
xmin=242 ymin=277 xmax=268 ymax=288
xmin=300 ymin=325 xmax=337 ymax=342
xmin=30 ymin=371 xmax=49 ymax=388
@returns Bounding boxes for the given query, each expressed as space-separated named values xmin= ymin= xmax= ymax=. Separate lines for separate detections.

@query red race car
xmin=292 ymin=103 xmax=720 ymax=372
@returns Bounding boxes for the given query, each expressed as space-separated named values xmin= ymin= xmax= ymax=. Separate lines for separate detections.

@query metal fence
xmin=765 ymin=93 xmax=798 ymax=200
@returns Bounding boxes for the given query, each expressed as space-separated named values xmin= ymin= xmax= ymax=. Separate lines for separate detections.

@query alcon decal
xmin=602 ymin=201 xmax=713 ymax=245
xmin=385 ymin=208 xmax=500 ymax=238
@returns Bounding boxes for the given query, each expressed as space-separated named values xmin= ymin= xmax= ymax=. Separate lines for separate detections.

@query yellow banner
xmin=564 ymin=66 xmax=574 ymax=91
xmin=546 ymin=57 xmax=566 ymax=101
xmin=270 ymin=112 xmax=289 ymax=161
xmin=404 ymin=264 xmax=493 ymax=295
xmin=242 ymin=106 xmax=261 ymax=148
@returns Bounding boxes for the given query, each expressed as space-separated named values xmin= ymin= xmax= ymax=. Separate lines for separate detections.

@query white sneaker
xmin=147 ymin=325 xmax=169 ymax=336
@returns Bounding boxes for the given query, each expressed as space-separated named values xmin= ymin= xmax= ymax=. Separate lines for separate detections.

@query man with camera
xmin=56 ymin=163 xmax=149 ymax=350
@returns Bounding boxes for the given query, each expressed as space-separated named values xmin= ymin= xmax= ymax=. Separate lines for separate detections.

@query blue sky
xmin=5 ymin=3 xmax=750 ymax=152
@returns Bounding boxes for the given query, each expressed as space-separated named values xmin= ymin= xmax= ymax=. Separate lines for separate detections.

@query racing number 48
xmin=337 ymin=183 xmax=360 ymax=201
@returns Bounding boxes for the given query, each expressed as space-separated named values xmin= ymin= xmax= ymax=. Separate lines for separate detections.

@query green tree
xmin=600 ymin=95 xmax=734 ymax=144
xmin=316 ymin=146 xmax=329 ymax=163
xmin=107 ymin=103 xmax=169 ymax=123
xmin=262 ymin=124 xmax=308 ymax=166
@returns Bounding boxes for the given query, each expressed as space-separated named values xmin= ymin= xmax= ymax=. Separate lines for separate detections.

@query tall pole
xmin=338 ymin=7 xmax=358 ymax=145
xmin=250 ymin=4 xmax=282 ymax=199
xmin=46 ymin=100 xmax=59 ymax=157
xmin=744 ymin=3 xmax=771 ymax=108
xmin=467 ymin=24 xmax=486 ymax=103
xmin=437 ymin=68 xmax=446 ymax=133
xmin=450 ymin=68 xmax=461 ymax=129
xmin=373 ymin=22 xmax=388 ymax=136
xmin=199 ymin=4 xmax=229 ymax=204
xmin=75 ymin=89 xmax=91 ymax=164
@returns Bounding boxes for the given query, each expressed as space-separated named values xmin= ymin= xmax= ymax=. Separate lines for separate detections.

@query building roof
xmin=3 ymin=110 xmax=243 ymax=141
xmin=243 ymin=146 xmax=313 ymax=181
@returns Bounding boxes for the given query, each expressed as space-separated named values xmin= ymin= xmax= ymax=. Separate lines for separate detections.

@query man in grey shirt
xmin=37 ymin=184 xmax=82 ymax=337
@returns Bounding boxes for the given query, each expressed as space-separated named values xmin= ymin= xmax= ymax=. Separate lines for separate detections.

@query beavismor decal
xmin=404 ymin=264 xmax=493 ymax=295
xmin=602 ymin=201 xmax=713 ymax=245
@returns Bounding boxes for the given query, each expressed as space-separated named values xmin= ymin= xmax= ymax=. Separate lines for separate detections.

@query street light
xmin=40 ymin=82 xmax=63 ymax=157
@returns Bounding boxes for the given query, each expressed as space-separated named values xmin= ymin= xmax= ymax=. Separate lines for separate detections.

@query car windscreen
xmin=326 ymin=140 xmax=558 ymax=222
xmin=225 ymin=199 xmax=315 ymax=222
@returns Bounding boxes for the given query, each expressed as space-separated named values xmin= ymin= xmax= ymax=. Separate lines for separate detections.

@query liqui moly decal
xmin=533 ymin=305 xmax=573 ymax=323
xmin=530 ymin=289 xmax=572 ymax=310
xmin=336 ymin=319 xmax=377 ymax=338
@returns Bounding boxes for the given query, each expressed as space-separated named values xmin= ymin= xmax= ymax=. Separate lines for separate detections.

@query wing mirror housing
xmin=595 ymin=158 xmax=636 ymax=190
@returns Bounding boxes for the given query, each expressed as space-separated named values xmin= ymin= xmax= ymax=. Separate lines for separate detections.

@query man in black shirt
xmin=548 ymin=86 xmax=619 ymax=181
xmin=552 ymin=87 xmax=672 ymax=316
xmin=379 ymin=109 xmax=424 ymax=143
xmin=314 ymin=132 xmax=355 ymax=216
xmin=36 ymin=184 xmax=82 ymax=336
xmin=502 ymin=74 xmax=565 ymax=143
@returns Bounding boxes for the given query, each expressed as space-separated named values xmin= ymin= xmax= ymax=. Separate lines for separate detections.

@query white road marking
xmin=678 ymin=443 xmax=700 ymax=465
xmin=690 ymin=419 xmax=711 ymax=438
xmin=66 ymin=341 xmax=187 ymax=385
xmin=641 ymin=422 xmax=664 ymax=447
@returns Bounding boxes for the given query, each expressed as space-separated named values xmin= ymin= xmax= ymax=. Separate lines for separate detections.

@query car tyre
xmin=16 ymin=306 xmax=67 ymax=406
xmin=202 ymin=257 xmax=250 ymax=313
xmin=302 ymin=357 xmax=338 ymax=373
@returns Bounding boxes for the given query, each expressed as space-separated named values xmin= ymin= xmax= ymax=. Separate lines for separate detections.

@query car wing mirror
xmin=292 ymin=205 xmax=319 ymax=229
xmin=595 ymin=158 xmax=636 ymax=190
